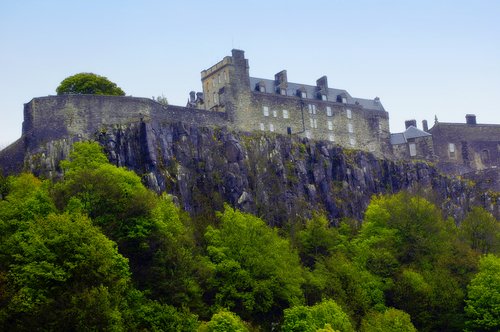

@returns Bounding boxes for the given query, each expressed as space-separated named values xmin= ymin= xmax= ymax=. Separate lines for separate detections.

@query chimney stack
xmin=405 ymin=119 xmax=417 ymax=129
xmin=466 ymin=114 xmax=477 ymax=125
xmin=422 ymin=120 xmax=428 ymax=132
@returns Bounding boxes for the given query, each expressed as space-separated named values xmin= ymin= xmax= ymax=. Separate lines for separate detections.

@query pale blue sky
xmin=1 ymin=0 xmax=499 ymax=148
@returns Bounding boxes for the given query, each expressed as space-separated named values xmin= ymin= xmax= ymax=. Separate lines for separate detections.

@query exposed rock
xmin=2 ymin=121 xmax=498 ymax=224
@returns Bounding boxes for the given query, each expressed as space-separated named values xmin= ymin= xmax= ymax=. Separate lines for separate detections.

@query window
xmin=224 ymin=72 xmax=228 ymax=82
xmin=342 ymin=97 xmax=347 ymax=103
xmin=349 ymin=137 xmax=356 ymax=146
xmin=308 ymin=104 xmax=316 ymax=115
xmin=348 ymin=123 xmax=353 ymax=133
xmin=329 ymin=134 xmax=335 ymax=142
xmin=259 ymin=123 xmax=265 ymax=131
xmin=305 ymin=131 xmax=311 ymax=139
xmin=263 ymin=106 xmax=269 ymax=116
xmin=346 ymin=109 xmax=352 ymax=119
xmin=213 ymin=92 xmax=218 ymax=105
xmin=328 ymin=120 xmax=333 ymax=131
xmin=481 ymin=149 xmax=490 ymax=164
xmin=326 ymin=106 xmax=332 ymax=117
xmin=273 ymin=110 xmax=277 ymax=117
xmin=301 ymin=91 xmax=307 ymax=98
xmin=283 ymin=110 xmax=289 ymax=119
xmin=309 ymin=118 xmax=317 ymax=129
xmin=218 ymin=74 xmax=221 ymax=84
xmin=409 ymin=143 xmax=417 ymax=157
xmin=280 ymin=88 xmax=286 ymax=95
xmin=321 ymin=94 xmax=327 ymax=101
xmin=269 ymin=123 xmax=275 ymax=132
xmin=449 ymin=143 xmax=456 ymax=159
xmin=259 ymin=85 xmax=266 ymax=93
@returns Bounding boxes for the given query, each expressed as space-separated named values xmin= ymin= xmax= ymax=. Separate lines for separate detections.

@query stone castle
xmin=0 ymin=49 xmax=499 ymax=189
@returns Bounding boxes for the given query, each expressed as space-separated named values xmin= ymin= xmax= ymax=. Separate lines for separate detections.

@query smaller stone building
xmin=391 ymin=120 xmax=434 ymax=160
xmin=429 ymin=114 xmax=500 ymax=175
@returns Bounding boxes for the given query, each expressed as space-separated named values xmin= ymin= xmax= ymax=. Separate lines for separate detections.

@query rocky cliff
xmin=13 ymin=120 xmax=498 ymax=224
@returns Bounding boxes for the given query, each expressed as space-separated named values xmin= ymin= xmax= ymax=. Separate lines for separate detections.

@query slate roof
xmin=428 ymin=122 xmax=500 ymax=142
xmin=249 ymin=77 xmax=385 ymax=112
xmin=390 ymin=126 xmax=431 ymax=145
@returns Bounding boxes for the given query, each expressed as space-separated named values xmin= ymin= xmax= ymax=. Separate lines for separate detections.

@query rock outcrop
xmin=10 ymin=120 xmax=498 ymax=224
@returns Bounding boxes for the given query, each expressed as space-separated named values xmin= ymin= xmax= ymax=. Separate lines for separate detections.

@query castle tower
xmin=200 ymin=49 xmax=251 ymax=122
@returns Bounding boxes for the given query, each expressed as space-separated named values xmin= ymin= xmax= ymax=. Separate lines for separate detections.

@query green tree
xmin=460 ymin=207 xmax=500 ymax=254
xmin=205 ymin=205 xmax=304 ymax=325
xmin=310 ymin=253 xmax=386 ymax=326
xmin=281 ymin=299 xmax=354 ymax=332
xmin=198 ymin=310 xmax=249 ymax=332
xmin=55 ymin=142 xmax=206 ymax=313
xmin=464 ymin=254 xmax=500 ymax=331
xmin=360 ymin=308 xmax=417 ymax=332
xmin=56 ymin=72 xmax=125 ymax=96
xmin=355 ymin=192 xmax=473 ymax=331
xmin=0 ymin=213 xmax=131 ymax=330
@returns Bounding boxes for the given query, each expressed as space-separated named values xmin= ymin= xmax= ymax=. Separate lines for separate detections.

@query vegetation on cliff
xmin=56 ymin=72 xmax=125 ymax=96
xmin=0 ymin=142 xmax=498 ymax=331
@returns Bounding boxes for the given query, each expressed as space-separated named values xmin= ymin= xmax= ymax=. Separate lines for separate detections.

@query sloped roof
xmin=390 ymin=126 xmax=431 ymax=145
xmin=249 ymin=77 xmax=385 ymax=112
xmin=429 ymin=122 xmax=500 ymax=142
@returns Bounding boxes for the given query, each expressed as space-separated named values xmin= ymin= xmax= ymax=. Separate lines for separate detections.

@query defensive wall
xmin=21 ymin=94 xmax=229 ymax=150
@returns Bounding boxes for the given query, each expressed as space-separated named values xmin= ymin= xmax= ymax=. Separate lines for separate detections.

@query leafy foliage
xmin=460 ymin=207 xmax=500 ymax=254
xmin=199 ymin=310 xmax=249 ymax=332
xmin=464 ymin=254 xmax=500 ymax=331
xmin=360 ymin=308 xmax=417 ymax=332
xmin=0 ymin=213 xmax=130 ymax=330
xmin=56 ymin=72 xmax=125 ymax=96
xmin=0 ymin=143 xmax=498 ymax=331
xmin=281 ymin=299 xmax=354 ymax=332
xmin=205 ymin=205 xmax=304 ymax=324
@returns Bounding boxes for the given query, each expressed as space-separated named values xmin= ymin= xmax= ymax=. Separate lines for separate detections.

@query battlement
xmin=201 ymin=56 xmax=232 ymax=79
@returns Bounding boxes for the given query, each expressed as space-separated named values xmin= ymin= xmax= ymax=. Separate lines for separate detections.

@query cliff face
xmin=17 ymin=121 xmax=498 ymax=224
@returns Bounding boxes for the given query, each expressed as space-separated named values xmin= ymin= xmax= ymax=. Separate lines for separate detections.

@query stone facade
xmin=428 ymin=115 xmax=500 ymax=174
xmin=391 ymin=120 xmax=435 ymax=161
xmin=198 ymin=50 xmax=392 ymax=158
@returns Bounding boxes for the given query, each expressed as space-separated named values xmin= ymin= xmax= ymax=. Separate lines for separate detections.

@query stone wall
xmin=430 ymin=123 xmax=500 ymax=174
xmin=21 ymin=95 xmax=229 ymax=152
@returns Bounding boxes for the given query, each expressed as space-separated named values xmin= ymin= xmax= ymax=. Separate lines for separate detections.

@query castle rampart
xmin=21 ymin=94 xmax=229 ymax=151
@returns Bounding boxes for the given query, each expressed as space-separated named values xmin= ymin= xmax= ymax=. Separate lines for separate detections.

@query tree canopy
xmin=0 ymin=141 xmax=498 ymax=331
xmin=56 ymin=72 xmax=125 ymax=96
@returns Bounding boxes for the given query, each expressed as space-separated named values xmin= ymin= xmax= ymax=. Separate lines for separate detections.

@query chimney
xmin=316 ymin=76 xmax=328 ymax=91
xmin=405 ymin=119 xmax=417 ymax=129
xmin=274 ymin=70 xmax=288 ymax=86
xmin=422 ymin=120 xmax=428 ymax=132
xmin=189 ymin=91 xmax=196 ymax=103
xmin=466 ymin=114 xmax=477 ymax=125
xmin=231 ymin=49 xmax=245 ymax=60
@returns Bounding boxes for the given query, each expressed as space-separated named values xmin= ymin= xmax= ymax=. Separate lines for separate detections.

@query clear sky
xmin=1 ymin=0 xmax=499 ymax=148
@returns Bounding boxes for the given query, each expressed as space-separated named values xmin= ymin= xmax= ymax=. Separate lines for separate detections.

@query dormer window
xmin=256 ymin=82 xmax=266 ymax=93
xmin=280 ymin=88 xmax=287 ymax=96
xmin=301 ymin=91 xmax=307 ymax=98
xmin=337 ymin=95 xmax=347 ymax=103
xmin=321 ymin=94 xmax=327 ymax=101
